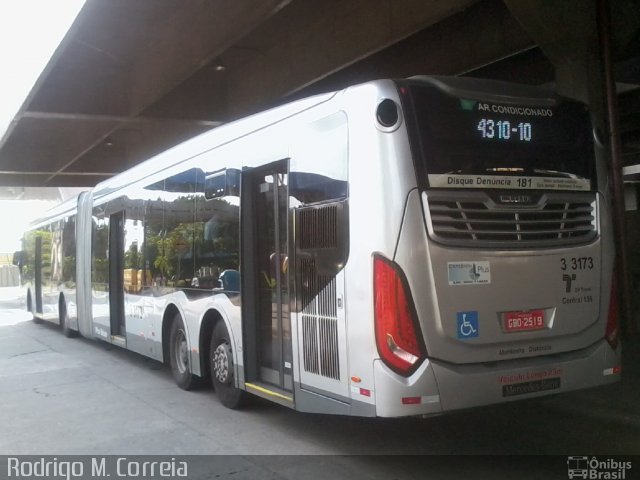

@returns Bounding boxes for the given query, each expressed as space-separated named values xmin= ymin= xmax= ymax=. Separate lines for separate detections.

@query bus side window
xmin=194 ymin=165 xmax=240 ymax=291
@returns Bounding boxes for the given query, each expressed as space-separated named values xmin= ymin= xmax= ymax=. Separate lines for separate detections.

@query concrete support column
xmin=504 ymin=0 xmax=636 ymax=337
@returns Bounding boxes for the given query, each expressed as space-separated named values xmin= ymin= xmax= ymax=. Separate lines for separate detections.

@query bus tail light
xmin=605 ymin=274 xmax=619 ymax=350
xmin=373 ymin=255 xmax=425 ymax=375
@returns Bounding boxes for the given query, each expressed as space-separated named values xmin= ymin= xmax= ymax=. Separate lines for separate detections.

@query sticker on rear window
xmin=428 ymin=174 xmax=591 ymax=191
xmin=448 ymin=261 xmax=491 ymax=285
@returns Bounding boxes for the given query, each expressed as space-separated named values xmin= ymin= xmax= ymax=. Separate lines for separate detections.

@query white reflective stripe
xmin=422 ymin=395 xmax=440 ymax=404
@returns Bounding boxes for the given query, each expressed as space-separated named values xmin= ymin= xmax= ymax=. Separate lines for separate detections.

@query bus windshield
xmin=400 ymin=82 xmax=597 ymax=191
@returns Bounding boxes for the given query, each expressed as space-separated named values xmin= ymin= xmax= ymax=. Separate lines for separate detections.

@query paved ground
xmin=0 ymin=307 xmax=638 ymax=478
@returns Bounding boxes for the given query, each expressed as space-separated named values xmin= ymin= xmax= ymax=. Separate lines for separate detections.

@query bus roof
xmin=90 ymin=90 xmax=338 ymax=201
xmin=28 ymin=89 xmax=341 ymax=229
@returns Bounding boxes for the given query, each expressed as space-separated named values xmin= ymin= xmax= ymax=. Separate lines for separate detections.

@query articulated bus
xmin=19 ymin=76 xmax=620 ymax=417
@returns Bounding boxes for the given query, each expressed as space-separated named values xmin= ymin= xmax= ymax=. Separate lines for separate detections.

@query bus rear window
xmin=400 ymin=83 xmax=596 ymax=191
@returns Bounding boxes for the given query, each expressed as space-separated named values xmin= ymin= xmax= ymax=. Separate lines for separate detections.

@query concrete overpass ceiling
xmin=0 ymin=0 xmax=638 ymax=189
xmin=288 ymin=0 xmax=542 ymax=101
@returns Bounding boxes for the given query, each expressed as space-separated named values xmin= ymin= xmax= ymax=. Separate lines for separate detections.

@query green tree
xmin=21 ymin=229 xmax=52 ymax=283
xmin=124 ymin=242 xmax=140 ymax=269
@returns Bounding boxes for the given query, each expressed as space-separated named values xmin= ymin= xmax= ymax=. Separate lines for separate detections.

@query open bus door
xmin=241 ymin=159 xmax=294 ymax=405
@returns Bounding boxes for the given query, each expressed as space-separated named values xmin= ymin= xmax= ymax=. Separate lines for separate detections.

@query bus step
xmin=110 ymin=335 xmax=126 ymax=348
xmin=244 ymin=382 xmax=294 ymax=408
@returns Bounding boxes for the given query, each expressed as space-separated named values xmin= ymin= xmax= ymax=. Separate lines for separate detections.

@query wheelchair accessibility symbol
xmin=457 ymin=311 xmax=479 ymax=339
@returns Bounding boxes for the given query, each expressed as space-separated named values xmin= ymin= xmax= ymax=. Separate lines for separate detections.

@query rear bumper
xmin=373 ymin=339 xmax=620 ymax=417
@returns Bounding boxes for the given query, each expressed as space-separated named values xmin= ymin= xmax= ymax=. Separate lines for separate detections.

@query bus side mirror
xmin=204 ymin=168 xmax=240 ymax=199
xmin=12 ymin=250 xmax=24 ymax=272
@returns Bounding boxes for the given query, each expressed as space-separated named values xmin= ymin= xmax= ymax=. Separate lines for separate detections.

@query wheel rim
xmin=173 ymin=329 xmax=189 ymax=374
xmin=213 ymin=342 xmax=232 ymax=385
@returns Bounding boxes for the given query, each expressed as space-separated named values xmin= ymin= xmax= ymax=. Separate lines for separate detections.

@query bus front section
xmin=370 ymin=76 xmax=620 ymax=417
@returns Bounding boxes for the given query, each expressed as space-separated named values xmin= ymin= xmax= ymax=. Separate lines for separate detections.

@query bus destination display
xmin=405 ymin=85 xmax=596 ymax=192
xmin=476 ymin=119 xmax=532 ymax=142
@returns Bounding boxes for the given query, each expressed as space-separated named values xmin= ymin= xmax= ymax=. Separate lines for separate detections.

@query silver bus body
xmin=21 ymin=77 xmax=620 ymax=417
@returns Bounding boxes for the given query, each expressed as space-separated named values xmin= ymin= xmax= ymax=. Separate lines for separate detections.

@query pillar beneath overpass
xmin=504 ymin=0 xmax=638 ymax=337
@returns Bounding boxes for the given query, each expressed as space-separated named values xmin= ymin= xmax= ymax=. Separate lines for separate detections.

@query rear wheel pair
xmin=169 ymin=315 xmax=245 ymax=408
xmin=210 ymin=321 xmax=245 ymax=409
xmin=27 ymin=292 xmax=41 ymax=324
xmin=60 ymin=304 xmax=77 ymax=338
xmin=169 ymin=316 xmax=200 ymax=391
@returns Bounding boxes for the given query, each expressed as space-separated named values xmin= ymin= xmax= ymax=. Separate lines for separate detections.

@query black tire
xmin=169 ymin=315 xmax=201 ymax=390
xmin=26 ymin=291 xmax=33 ymax=313
xmin=28 ymin=292 xmax=41 ymax=323
xmin=210 ymin=321 xmax=245 ymax=409
xmin=60 ymin=304 xmax=77 ymax=338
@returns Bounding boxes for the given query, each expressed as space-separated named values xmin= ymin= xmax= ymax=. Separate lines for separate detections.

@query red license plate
xmin=503 ymin=310 xmax=545 ymax=332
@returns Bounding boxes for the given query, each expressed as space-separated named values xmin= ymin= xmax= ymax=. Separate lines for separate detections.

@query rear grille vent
xmin=299 ymin=258 xmax=340 ymax=380
xmin=427 ymin=191 xmax=597 ymax=248
xmin=298 ymin=205 xmax=338 ymax=249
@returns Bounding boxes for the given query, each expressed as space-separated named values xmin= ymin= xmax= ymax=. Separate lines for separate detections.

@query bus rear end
xmin=367 ymin=76 xmax=620 ymax=417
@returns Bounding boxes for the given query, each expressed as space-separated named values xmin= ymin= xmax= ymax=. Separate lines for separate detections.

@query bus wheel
xmin=26 ymin=291 xmax=33 ymax=313
xmin=210 ymin=321 xmax=245 ymax=409
xmin=27 ymin=292 xmax=40 ymax=323
xmin=60 ymin=306 xmax=77 ymax=338
xmin=169 ymin=315 xmax=200 ymax=390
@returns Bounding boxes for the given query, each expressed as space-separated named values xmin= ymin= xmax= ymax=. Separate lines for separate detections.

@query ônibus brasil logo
xmin=567 ymin=456 xmax=632 ymax=479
